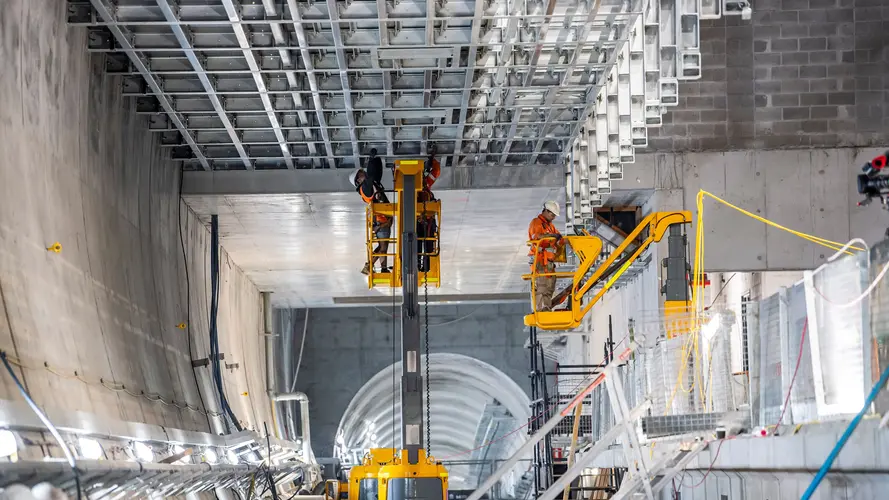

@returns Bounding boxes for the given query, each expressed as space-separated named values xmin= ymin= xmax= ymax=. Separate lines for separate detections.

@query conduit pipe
xmin=272 ymin=392 xmax=315 ymax=463
xmin=262 ymin=292 xmax=286 ymax=440
xmin=263 ymin=292 xmax=315 ymax=462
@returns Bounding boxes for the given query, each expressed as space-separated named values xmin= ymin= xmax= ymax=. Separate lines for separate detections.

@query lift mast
xmin=395 ymin=160 xmax=425 ymax=465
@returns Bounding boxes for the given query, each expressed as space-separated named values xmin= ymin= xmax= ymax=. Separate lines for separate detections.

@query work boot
xmin=360 ymin=262 xmax=370 ymax=275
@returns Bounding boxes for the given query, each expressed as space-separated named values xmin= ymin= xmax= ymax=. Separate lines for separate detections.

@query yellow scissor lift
xmin=365 ymin=159 xmax=442 ymax=289
xmin=523 ymin=211 xmax=693 ymax=331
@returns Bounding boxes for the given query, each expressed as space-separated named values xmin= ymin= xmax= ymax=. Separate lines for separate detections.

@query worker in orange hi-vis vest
xmin=528 ymin=201 xmax=564 ymax=312
xmin=349 ymin=149 xmax=392 ymax=275
xmin=416 ymin=149 xmax=441 ymax=273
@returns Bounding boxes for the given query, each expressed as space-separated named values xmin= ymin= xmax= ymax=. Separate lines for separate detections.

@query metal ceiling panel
xmin=76 ymin=0 xmax=650 ymax=170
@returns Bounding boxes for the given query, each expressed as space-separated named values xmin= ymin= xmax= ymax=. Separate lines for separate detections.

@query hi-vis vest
xmin=360 ymin=181 xmax=391 ymax=224
xmin=528 ymin=215 xmax=559 ymax=269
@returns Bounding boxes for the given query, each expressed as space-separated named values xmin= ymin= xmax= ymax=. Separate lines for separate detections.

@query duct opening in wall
xmin=336 ymin=353 xmax=531 ymax=497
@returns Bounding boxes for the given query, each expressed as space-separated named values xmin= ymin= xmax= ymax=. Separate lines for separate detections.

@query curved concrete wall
xmin=0 ymin=0 xmax=271 ymax=435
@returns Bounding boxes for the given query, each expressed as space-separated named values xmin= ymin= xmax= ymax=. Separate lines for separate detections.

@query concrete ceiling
xmin=184 ymin=187 xmax=564 ymax=306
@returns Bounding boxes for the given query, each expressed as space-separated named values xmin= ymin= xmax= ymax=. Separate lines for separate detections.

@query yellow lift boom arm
xmin=522 ymin=211 xmax=692 ymax=330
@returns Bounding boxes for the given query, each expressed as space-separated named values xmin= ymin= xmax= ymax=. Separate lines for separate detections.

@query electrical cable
xmin=372 ymin=305 xmax=482 ymax=327
xmin=289 ymin=308 xmax=310 ymax=393
xmin=705 ymin=273 xmax=736 ymax=309
xmin=698 ymin=190 xmax=865 ymax=254
xmin=264 ymin=422 xmax=281 ymax=500
xmin=1 ymin=352 xmax=83 ymax=500
xmin=800 ymin=354 xmax=889 ymax=499
xmin=178 ymin=166 xmax=213 ymax=430
xmin=772 ymin=319 xmax=808 ymax=432
xmin=680 ymin=439 xmax=725 ymax=490
xmin=209 ymin=215 xmax=243 ymax=432
xmin=666 ymin=190 xmax=867 ymax=418
xmin=812 ymin=255 xmax=889 ymax=309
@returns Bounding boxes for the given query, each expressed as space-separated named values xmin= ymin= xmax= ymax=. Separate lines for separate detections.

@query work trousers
xmin=534 ymin=263 xmax=557 ymax=312
xmin=417 ymin=217 xmax=437 ymax=272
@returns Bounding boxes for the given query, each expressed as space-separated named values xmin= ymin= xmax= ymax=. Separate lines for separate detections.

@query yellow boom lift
xmin=349 ymin=159 xmax=449 ymax=500
xmin=523 ymin=211 xmax=693 ymax=331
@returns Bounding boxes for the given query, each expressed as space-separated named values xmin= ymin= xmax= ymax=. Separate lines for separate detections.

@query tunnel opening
xmin=335 ymin=353 xmax=532 ymax=498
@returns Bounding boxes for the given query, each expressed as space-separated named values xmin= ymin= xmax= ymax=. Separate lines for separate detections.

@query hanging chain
xmin=422 ymin=195 xmax=432 ymax=456
xmin=424 ymin=271 xmax=430 ymax=455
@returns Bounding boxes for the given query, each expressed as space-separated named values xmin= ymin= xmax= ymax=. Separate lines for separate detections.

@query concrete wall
xmin=0 ymin=0 xmax=271 ymax=435
xmin=613 ymin=148 xmax=887 ymax=271
xmin=646 ymin=0 xmax=889 ymax=152
xmin=279 ymin=303 xmax=531 ymax=456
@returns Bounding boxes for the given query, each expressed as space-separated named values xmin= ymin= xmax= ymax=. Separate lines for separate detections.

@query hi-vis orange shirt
xmin=424 ymin=157 xmax=441 ymax=191
xmin=417 ymin=158 xmax=441 ymax=217
xmin=528 ymin=215 xmax=561 ymax=268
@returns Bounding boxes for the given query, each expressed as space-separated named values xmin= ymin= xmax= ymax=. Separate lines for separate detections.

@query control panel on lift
xmin=522 ymin=211 xmax=693 ymax=331
xmin=365 ymin=159 xmax=442 ymax=289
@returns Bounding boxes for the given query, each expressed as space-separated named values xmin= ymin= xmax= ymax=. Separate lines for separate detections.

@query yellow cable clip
xmin=176 ymin=323 xmax=187 ymax=329
xmin=46 ymin=242 xmax=62 ymax=253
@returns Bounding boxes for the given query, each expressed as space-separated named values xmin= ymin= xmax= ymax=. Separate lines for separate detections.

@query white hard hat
xmin=543 ymin=200 xmax=560 ymax=217
xmin=348 ymin=168 xmax=362 ymax=187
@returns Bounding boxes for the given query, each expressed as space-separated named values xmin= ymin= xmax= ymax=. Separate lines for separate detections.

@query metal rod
xmin=87 ymin=0 xmax=209 ymax=170
xmin=154 ymin=0 xmax=251 ymax=169
xmin=466 ymin=346 xmax=634 ymax=500
xmin=535 ymin=401 xmax=651 ymax=500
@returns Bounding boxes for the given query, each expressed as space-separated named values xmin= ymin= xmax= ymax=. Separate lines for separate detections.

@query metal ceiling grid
xmin=70 ymin=0 xmax=649 ymax=171
xmin=563 ymin=0 xmax=751 ymax=227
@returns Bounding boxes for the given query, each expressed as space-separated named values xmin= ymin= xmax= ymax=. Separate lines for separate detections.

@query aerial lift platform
xmin=522 ymin=210 xmax=693 ymax=331
xmin=365 ymin=159 xmax=441 ymax=289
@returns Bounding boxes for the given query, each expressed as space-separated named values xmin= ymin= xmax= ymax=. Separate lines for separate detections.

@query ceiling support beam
xmin=259 ymin=0 xmax=318 ymax=167
xmin=421 ymin=0 xmax=437 ymax=157
xmin=450 ymin=0 xmax=487 ymax=168
xmin=220 ymin=0 xmax=294 ymax=169
xmin=530 ymin=0 xmax=611 ymax=164
xmin=561 ymin=3 xmax=645 ymax=165
xmin=87 ymin=0 xmax=210 ymax=170
xmin=285 ymin=0 xmax=336 ymax=165
xmin=376 ymin=0 xmax=395 ymax=158
xmin=155 ymin=0 xmax=252 ymax=169
xmin=499 ymin=0 xmax=559 ymax=166
xmin=326 ymin=0 xmax=362 ymax=168
xmin=77 ymin=13 xmax=617 ymax=27
xmin=181 ymin=164 xmax=565 ymax=195
xmin=481 ymin=0 xmax=525 ymax=166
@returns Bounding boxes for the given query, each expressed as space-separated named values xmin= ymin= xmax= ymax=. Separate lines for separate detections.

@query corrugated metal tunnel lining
xmin=335 ymin=353 xmax=531 ymax=496
xmin=72 ymin=0 xmax=651 ymax=170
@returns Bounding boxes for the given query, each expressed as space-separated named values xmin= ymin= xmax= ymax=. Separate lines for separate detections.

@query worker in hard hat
xmin=528 ymin=201 xmax=564 ymax=312
xmin=350 ymin=149 xmax=392 ymax=275
xmin=416 ymin=149 xmax=441 ymax=273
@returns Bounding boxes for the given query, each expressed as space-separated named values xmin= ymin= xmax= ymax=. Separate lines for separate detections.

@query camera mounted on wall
xmin=856 ymin=150 xmax=889 ymax=235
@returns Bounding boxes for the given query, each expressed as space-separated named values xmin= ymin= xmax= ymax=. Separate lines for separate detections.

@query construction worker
xmin=416 ymin=150 xmax=441 ymax=273
xmin=528 ymin=201 xmax=564 ymax=312
xmin=349 ymin=149 xmax=392 ymax=275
